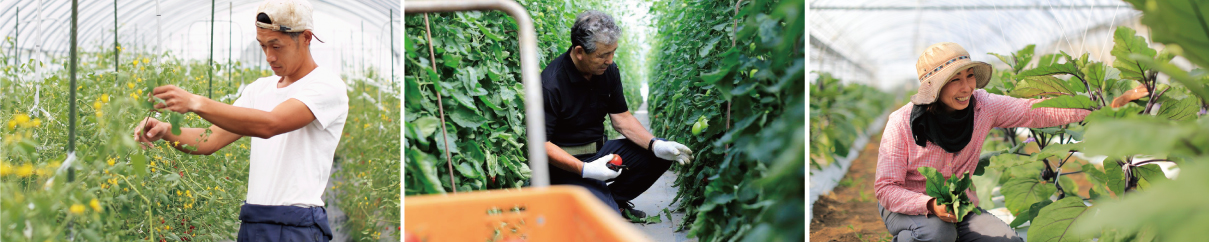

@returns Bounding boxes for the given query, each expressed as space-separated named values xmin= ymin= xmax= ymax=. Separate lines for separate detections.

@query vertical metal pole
xmin=209 ymin=0 xmax=215 ymax=99
xmin=69 ymin=0 xmax=78 ymax=177
xmin=390 ymin=9 xmax=394 ymax=84
xmin=361 ymin=21 xmax=365 ymax=77
xmin=114 ymin=0 xmax=119 ymax=73
xmin=14 ymin=7 xmax=18 ymax=66
xmin=229 ymin=2 xmax=233 ymax=90
xmin=405 ymin=0 xmax=548 ymax=187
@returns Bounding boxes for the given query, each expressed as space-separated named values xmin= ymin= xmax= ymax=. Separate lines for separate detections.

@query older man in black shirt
xmin=542 ymin=10 xmax=693 ymax=219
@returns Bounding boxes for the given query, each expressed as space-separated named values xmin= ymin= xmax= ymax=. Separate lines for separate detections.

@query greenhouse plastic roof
xmin=1 ymin=0 xmax=399 ymax=76
xmin=810 ymin=0 xmax=1142 ymax=90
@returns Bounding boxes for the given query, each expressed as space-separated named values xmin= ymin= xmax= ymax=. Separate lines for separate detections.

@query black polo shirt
xmin=542 ymin=49 xmax=629 ymax=147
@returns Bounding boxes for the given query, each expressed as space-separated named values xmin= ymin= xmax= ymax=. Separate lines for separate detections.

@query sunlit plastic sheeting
xmin=810 ymin=0 xmax=1139 ymax=90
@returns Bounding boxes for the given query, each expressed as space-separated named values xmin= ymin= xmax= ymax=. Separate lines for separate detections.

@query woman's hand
xmin=928 ymin=198 xmax=959 ymax=223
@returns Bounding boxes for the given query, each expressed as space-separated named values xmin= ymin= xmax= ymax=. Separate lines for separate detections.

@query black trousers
xmin=549 ymin=138 xmax=672 ymax=214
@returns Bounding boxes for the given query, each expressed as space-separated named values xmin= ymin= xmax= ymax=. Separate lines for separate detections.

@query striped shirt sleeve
xmin=874 ymin=105 xmax=934 ymax=215
xmin=984 ymin=92 xmax=1092 ymax=128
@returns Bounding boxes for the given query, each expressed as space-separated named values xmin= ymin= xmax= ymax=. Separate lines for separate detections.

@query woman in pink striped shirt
xmin=874 ymin=42 xmax=1090 ymax=242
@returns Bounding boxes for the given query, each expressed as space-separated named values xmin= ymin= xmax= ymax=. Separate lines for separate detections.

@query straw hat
xmin=910 ymin=42 xmax=992 ymax=105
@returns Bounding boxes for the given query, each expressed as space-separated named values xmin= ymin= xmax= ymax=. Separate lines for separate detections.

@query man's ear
xmin=303 ymin=31 xmax=313 ymax=46
xmin=572 ymin=46 xmax=584 ymax=61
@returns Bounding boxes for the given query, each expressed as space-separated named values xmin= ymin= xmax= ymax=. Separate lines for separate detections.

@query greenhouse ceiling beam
xmin=810 ymin=34 xmax=873 ymax=77
xmin=812 ymin=5 xmax=1126 ymax=11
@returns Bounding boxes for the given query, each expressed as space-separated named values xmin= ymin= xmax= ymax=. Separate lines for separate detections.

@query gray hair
xmin=570 ymin=10 xmax=621 ymax=54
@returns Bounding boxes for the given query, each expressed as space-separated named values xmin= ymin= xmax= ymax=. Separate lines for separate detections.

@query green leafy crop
xmin=917 ymin=167 xmax=980 ymax=222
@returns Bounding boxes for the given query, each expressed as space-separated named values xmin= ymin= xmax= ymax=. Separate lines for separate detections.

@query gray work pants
xmin=878 ymin=204 xmax=1022 ymax=242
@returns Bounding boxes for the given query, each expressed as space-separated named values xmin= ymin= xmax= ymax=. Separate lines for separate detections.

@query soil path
xmin=809 ymin=130 xmax=893 ymax=242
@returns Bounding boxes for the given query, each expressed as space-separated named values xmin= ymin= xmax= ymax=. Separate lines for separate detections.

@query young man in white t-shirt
xmin=133 ymin=0 xmax=346 ymax=240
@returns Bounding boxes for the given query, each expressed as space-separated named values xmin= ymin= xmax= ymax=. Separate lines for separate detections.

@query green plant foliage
xmin=809 ymin=73 xmax=895 ymax=169
xmin=1 ymin=42 xmax=398 ymax=240
xmin=917 ymin=167 xmax=980 ymax=222
xmin=403 ymin=0 xmax=643 ymax=194
xmin=646 ymin=0 xmax=806 ymax=241
xmin=977 ymin=24 xmax=1209 ymax=242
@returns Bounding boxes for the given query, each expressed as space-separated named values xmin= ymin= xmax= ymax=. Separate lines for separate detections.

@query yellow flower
xmin=151 ymin=168 xmax=156 ymax=173
xmin=133 ymin=59 xmax=139 ymax=66
xmin=28 ymin=119 xmax=40 ymax=128
xmin=0 ymin=162 xmax=11 ymax=176
xmin=107 ymin=157 xmax=115 ymax=166
xmin=137 ymin=77 xmax=143 ymax=82
xmin=95 ymin=111 xmax=103 ymax=118
xmin=186 ymin=190 xmax=192 ymax=198
xmin=93 ymin=100 xmax=103 ymax=110
xmin=177 ymin=190 xmax=182 ymax=196
xmin=34 ymin=167 xmax=51 ymax=176
xmin=140 ymin=66 xmax=145 ymax=71
xmin=173 ymin=141 xmax=180 ymax=147
xmin=70 ymin=204 xmax=86 ymax=214
xmin=89 ymin=199 xmax=102 ymax=212
xmin=124 ymin=188 xmax=128 ymax=192
xmin=14 ymin=113 xmax=30 ymax=126
xmin=6 ymin=120 xmax=14 ymax=130
xmin=143 ymin=58 xmax=150 ymax=64
xmin=363 ymin=123 xmax=370 ymax=129
xmin=16 ymin=163 xmax=34 ymax=177
xmin=127 ymin=82 xmax=135 ymax=88
xmin=101 ymin=94 xmax=110 ymax=103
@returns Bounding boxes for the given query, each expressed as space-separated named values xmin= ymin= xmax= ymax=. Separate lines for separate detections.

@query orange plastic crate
xmin=404 ymin=185 xmax=653 ymax=242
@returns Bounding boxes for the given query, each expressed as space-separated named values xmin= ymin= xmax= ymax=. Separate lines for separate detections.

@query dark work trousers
xmin=878 ymin=204 xmax=1021 ymax=242
xmin=237 ymin=203 xmax=333 ymax=242
xmin=548 ymin=138 xmax=672 ymax=214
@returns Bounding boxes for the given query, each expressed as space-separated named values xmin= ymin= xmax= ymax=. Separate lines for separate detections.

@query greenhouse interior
xmin=810 ymin=0 xmax=1209 ymax=241
xmin=2 ymin=0 xmax=400 ymax=241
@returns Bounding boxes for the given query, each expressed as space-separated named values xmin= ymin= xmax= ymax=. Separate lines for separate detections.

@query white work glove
xmin=652 ymin=139 xmax=693 ymax=165
xmin=582 ymin=154 xmax=623 ymax=181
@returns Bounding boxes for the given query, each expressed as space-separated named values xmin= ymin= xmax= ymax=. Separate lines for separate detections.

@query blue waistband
xmin=238 ymin=203 xmax=332 ymax=239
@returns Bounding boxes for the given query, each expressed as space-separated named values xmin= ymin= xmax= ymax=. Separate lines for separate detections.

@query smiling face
xmin=572 ymin=42 xmax=618 ymax=76
xmin=938 ymin=67 xmax=978 ymax=113
xmin=255 ymin=28 xmax=310 ymax=77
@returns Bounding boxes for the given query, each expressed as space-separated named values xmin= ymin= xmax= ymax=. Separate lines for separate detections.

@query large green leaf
xmin=1073 ymin=162 xmax=1209 ymax=242
xmin=1009 ymin=199 xmax=1053 ymax=228
xmin=1082 ymin=117 xmax=1196 ymax=158
xmin=1125 ymin=0 xmax=1209 ymax=69
xmin=917 ymin=167 xmax=950 ymax=201
xmin=1029 ymin=197 xmax=1093 ymax=242
xmin=1019 ymin=52 xmax=1079 ymax=77
xmin=1011 ymin=76 xmax=1076 ymax=98
xmin=1032 ymin=95 xmax=1097 ymax=110
xmin=1110 ymin=26 xmax=1157 ymax=81
xmin=410 ymin=116 xmax=441 ymax=139
xmin=1157 ymin=95 xmax=1201 ymax=122
xmin=448 ymin=108 xmax=487 ymax=128
xmin=1002 ymin=176 xmax=1057 ymax=215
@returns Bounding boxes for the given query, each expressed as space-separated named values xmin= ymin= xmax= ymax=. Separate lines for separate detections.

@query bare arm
xmin=546 ymin=142 xmax=584 ymax=174
xmin=152 ymin=85 xmax=316 ymax=139
xmin=609 ymin=111 xmax=655 ymax=150
xmin=136 ymin=119 xmax=242 ymax=155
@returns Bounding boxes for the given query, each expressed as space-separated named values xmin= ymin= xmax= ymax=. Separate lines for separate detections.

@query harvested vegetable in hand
xmin=918 ymin=167 xmax=980 ymax=222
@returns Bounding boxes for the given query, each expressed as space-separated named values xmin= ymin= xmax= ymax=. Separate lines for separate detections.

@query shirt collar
xmin=562 ymin=48 xmax=592 ymax=83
